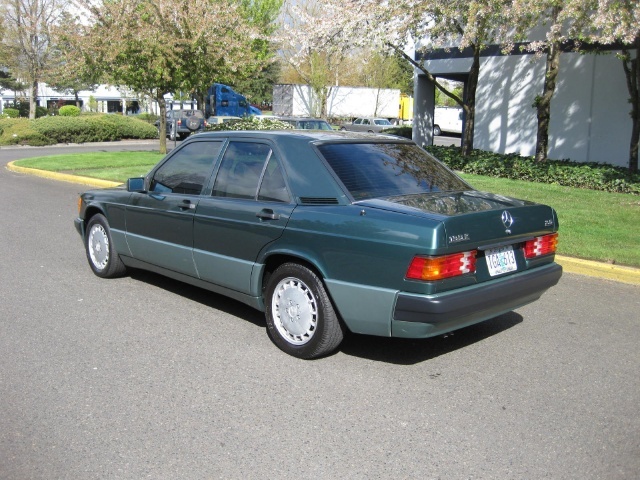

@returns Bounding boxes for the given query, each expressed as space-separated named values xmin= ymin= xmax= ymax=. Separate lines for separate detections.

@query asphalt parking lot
xmin=1 ymin=142 xmax=638 ymax=479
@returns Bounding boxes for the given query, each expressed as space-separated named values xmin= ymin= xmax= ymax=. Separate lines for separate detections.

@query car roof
xmin=188 ymin=130 xmax=410 ymax=144
xmin=275 ymin=116 xmax=330 ymax=122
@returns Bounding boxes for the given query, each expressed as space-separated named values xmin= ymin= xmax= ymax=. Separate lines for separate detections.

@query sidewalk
xmin=7 ymin=160 xmax=640 ymax=286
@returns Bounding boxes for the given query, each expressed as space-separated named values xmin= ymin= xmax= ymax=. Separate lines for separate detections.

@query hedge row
xmin=205 ymin=117 xmax=294 ymax=131
xmin=0 ymin=114 xmax=158 ymax=146
xmin=425 ymin=145 xmax=640 ymax=195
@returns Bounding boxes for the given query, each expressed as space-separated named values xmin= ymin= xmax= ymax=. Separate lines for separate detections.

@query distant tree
xmin=588 ymin=0 xmax=640 ymax=173
xmin=230 ymin=0 xmax=283 ymax=107
xmin=277 ymin=0 xmax=519 ymax=155
xmin=510 ymin=0 xmax=594 ymax=163
xmin=1 ymin=0 xmax=70 ymax=118
xmin=435 ymin=81 xmax=463 ymax=107
xmin=358 ymin=50 xmax=414 ymax=96
xmin=47 ymin=12 xmax=99 ymax=110
xmin=278 ymin=0 xmax=357 ymax=118
xmin=74 ymin=0 xmax=264 ymax=154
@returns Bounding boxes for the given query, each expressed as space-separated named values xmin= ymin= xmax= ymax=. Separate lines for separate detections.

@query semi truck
xmin=205 ymin=83 xmax=262 ymax=118
xmin=273 ymin=84 xmax=412 ymax=122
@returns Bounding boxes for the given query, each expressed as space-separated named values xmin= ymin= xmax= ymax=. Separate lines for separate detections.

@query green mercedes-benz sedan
xmin=75 ymin=131 xmax=562 ymax=359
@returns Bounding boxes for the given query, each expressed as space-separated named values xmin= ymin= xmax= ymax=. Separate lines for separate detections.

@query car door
xmin=125 ymin=140 xmax=223 ymax=276
xmin=193 ymin=140 xmax=295 ymax=294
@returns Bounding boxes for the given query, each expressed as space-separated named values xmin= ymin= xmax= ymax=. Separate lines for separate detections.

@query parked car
xmin=75 ymin=131 xmax=562 ymax=359
xmin=274 ymin=116 xmax=333 ymax=130
xmin=340 ymin=117 xmax=393 ymax=133
xmin=155 ymin=109 xmax=205 ymax=140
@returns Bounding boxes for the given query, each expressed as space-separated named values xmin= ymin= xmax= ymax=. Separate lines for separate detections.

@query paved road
xmin=1 ymin=144 xmax=639 ymax=479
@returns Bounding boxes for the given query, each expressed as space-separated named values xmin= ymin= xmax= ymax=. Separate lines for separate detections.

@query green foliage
xmin=381 ymin=126 xmax=412 ymax=139
xmin=205 ymin=117 xmax=294 ymax=131
xmin=132 ymin=113 xmax=160 ymax=124
xmin=0 ymin=118 xmax=53 ymax=146
xmin=59 ymin=105 xmax=81 ymax=116
xmin=426 ymin=145 xmax=640 ymax=195
xmin=0 ymin=114 xmax=157 ymax=145
xmin=3 ymin=108 xmax=19 ymax=118
xmin=3 ymin=102 xmax=48 ymax=118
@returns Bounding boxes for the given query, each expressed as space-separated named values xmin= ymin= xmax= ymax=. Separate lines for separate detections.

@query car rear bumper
xmin=391 ymin=263 xmax=562 ymax=337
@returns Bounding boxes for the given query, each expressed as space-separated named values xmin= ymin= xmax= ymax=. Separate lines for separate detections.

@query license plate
xmin=486 ymin=245 xmax=518 ymax=277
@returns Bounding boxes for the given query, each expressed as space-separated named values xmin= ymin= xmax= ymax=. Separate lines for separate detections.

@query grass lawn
xmin=13 ymin=152 xmax=640 ymax=267
xmin=460 ymin=173 xmax=640 ymax=267
xmin=15 ymin=151 xmax=165 ymax=182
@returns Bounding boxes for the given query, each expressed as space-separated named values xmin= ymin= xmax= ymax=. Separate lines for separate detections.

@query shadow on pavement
xmin=129 ymin=269 xmax=523 ymax=365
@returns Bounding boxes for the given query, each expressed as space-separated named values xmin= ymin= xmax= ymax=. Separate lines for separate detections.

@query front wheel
xmin=433 ymin=125 xmax=442 ymax=136
xmin=264 ymin=263 xmax=345 ymax=359
xmin=85 ymin=214 xmax=127 ymax=278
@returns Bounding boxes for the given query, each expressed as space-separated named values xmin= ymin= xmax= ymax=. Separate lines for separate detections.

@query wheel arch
xmin=261 ymin=252 xmax=326 ymax=292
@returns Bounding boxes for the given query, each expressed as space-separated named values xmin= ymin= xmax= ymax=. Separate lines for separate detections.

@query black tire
xmin=433 ymin=124 xmax=442 ymax=136
xmin=264 ymin=263 xmax=345 ymax=359
xmin=85 ymin=214 xmax=127 ymax=278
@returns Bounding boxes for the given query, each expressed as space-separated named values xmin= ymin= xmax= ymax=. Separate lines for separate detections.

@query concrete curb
xmin=555 ymin=256 xmax=640 ymax=286
xmin=7 ymin=161 xmax=121 ymax=188
xmin=7 ymin=162 xmax=640 ymax=286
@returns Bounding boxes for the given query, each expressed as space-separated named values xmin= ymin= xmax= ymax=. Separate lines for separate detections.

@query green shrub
xmin=381 ymin=125 xmax=412 ymax=139
xmin=59 ymin=105 xmax=81 ymax=116
xmin=133 ymin=113 xmax=160 ymax=124
xmin=3 ymin=108 xmax=19 ymax=118
xmin=0 ymin=118 xmax=53 ymax=146
xmin=206 ymin=117 xmax=293 ymax=131
xmin=425 ymin=145 xmax=640 ymax=195
xmin=32 ymin=114 xmax=158 ymax=143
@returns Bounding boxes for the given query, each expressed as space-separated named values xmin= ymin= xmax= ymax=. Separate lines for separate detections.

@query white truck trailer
xmin=273 ymin=84 xmax=406 ymax=120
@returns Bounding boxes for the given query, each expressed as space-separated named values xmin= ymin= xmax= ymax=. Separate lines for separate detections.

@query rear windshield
xmin=317 ymin=142 xmax=471 ymax=200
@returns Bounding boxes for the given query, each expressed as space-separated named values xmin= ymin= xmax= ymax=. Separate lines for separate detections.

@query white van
xmin=434 ymin=107 xmax=463 ymax=135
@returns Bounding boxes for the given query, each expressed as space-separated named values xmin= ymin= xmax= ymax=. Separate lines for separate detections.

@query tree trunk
xmin=535 ymin=8 xmax=562 ymax=163
xmin=30 ymin=79 xmax=38 ymax=119
xmin=461 ymin=45 xmax=480 ymax=156
xmin=621 ymin=37 xmax=640 ymax=174
xmin=158 ymin=94 xmax=167 ymax=155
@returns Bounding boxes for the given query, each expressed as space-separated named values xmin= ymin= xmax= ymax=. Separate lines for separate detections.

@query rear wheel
xmin=85 ymin=214 xmax=127 ymax=278
xmin=265 ymin=263 xmax=344 ymax=359
xmin=433 ymin=125 xmax=442 ymax=136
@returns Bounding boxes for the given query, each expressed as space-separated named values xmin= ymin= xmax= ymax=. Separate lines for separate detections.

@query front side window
xmin=150 ymin=141 xmax=222 ymax=195
xmin=317 ymin=142 xmax=471 ymax=201
xmin=212 ymin=142 xmax=271 ymax=199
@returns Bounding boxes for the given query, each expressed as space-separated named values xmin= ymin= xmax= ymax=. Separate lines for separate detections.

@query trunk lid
xmin=358 ymin=190 xmax=558 ymax=249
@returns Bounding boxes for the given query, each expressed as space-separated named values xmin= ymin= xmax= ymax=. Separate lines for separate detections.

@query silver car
xmin=340 ymin=117 xmax=393 ymax=133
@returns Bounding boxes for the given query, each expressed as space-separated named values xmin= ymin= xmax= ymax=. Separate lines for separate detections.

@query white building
xmin=412 ymin=43 xmax=633 ymax=169
xmin=0 ymin=83 xmax=194 ymax=115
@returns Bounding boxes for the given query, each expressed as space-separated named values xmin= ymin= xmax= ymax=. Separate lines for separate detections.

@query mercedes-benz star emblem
xmin=501 ymin=210 xmax=514 ymax=229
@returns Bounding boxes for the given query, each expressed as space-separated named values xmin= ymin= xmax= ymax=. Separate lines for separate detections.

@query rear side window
xmin=212 ymin=142 xmax=271 ymax=199
xmin=317 ymin=143 xmax=471 ymax=201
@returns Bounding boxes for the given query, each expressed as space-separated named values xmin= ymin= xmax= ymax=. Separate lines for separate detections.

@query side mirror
xmin=127 ymin=177 xmax=146 ymax=192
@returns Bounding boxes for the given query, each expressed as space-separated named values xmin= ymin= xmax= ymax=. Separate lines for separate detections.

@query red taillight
xmin=524 ymin=233 xmax=558 ymax=259
xmin=406 ymin=251 xmax=477 ymax=281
